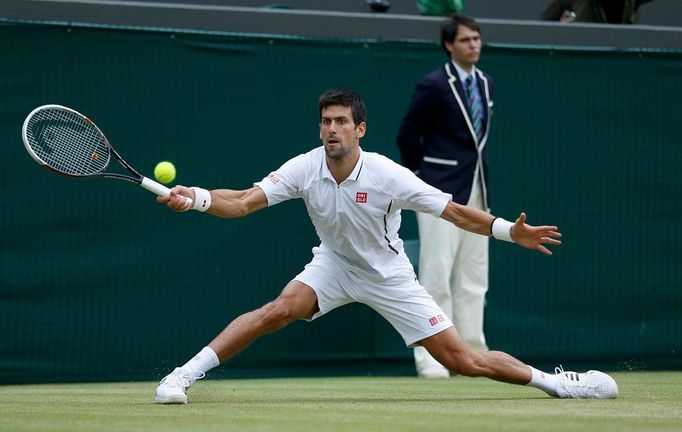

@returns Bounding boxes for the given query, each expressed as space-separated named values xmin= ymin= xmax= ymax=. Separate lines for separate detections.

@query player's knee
xmin=257 ymin=299 xmax=296 ymax=331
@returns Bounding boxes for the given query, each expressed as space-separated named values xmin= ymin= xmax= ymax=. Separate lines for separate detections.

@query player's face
xmin=319 ymin=105 xmax=366 ymax=160
xmin=445 ymin=25 xmax=481 ymax=69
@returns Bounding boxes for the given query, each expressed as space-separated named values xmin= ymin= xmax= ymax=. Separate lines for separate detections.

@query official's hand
xmin=510 ymin=212 xmax=562 ymax=255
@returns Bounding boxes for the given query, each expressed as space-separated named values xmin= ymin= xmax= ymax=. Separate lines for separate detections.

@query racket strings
xmin=25 ymin=108 xmax=110 ymax=176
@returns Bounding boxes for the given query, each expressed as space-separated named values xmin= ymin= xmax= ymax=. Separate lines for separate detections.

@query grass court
xmin=1 ymin=371 xmax=680 ymax=432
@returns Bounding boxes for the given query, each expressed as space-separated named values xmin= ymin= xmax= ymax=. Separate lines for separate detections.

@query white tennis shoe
xmin=554 ymin=366 xmax=619 ymax=399
xmin=155 ymin=367 xmax=205 ymax=404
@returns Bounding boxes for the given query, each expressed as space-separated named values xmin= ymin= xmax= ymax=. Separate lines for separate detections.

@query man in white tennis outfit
xmin=154 ymin=89 xmax=618 ymax=403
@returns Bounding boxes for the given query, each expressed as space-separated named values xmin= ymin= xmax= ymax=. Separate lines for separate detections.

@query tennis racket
xmin=22 ymin=104 xmax=191 ymax=206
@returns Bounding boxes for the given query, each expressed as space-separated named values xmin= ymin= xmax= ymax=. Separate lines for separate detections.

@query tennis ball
xmin=154 ymin=161 xmax=176 ymax=184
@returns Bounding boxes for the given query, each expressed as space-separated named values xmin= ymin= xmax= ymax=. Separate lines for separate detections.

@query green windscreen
xmin=1 ymin=22 xmax=680 ymax=383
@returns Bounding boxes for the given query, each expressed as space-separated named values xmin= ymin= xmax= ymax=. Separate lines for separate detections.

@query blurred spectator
xmin=367 ymin=0 xmax=391 ymax=13
xmin=417 ymin=0 xmax=464 ymax=16
xmin=542 ymin=0 xmax=654 ymax=24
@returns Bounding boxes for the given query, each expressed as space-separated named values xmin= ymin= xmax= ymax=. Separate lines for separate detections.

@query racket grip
xmin=140 ymin=176 xmax=194 ymax=207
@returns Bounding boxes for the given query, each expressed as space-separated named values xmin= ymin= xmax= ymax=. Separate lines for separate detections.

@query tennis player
xmin=154 ymin=89 xmax=618 ymax=403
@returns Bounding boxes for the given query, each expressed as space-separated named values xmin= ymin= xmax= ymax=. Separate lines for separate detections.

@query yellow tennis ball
xmin=154 ymin=161 xmax=176 ymax=184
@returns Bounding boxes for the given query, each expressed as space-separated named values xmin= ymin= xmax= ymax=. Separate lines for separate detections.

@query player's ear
xmin=356 ymin=122 xmax=366 ymax=138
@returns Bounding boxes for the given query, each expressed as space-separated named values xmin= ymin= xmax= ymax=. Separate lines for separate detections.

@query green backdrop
xmin=1 ymin=22 xmax=680 ymax=383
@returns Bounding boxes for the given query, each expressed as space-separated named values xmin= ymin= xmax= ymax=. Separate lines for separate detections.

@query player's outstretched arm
xmin=208 ymin=186 xmax=268 ymax=218
xmin=440 ymin=202 xmax=561 ymax=255
xmin=157 ymin=185 xmax=268 ymax=218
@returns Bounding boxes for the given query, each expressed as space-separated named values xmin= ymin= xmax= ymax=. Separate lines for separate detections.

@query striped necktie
xmin=465 ymin=75 xmax=483 ymax=141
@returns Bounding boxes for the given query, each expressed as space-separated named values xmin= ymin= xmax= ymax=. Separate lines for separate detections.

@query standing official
xmin=397 ymin=14 xmax=493 ymax=378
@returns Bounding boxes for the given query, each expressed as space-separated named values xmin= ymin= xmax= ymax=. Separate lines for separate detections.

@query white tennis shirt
xmin=255 ymin=146 xmax=452 ymax=279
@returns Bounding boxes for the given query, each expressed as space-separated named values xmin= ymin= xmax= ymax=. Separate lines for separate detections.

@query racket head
xmin=22 ymin=105 xmax=111 ymax=177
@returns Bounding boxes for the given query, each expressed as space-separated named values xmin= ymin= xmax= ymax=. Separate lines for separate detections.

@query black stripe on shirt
xmin=355 ymin=160 xmax=364 ymax=180
xmin=384 ymin=201 xmax=399 ymax=255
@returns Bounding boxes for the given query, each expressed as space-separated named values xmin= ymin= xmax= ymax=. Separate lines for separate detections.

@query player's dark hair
xmin=440 ymin=14 xmax=481 ymax=57
xmin=318 ymin=89 xmax=366 ymax=126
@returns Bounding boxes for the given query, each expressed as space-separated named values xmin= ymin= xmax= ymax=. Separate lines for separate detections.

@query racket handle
xmin=140 ymin=176 xmax=194 ymax=207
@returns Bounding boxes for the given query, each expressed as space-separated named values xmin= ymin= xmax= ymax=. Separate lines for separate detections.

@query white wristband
xmin=190 ymin=187 xmax=211 ymax=212
xmin=491 ymin=217 xmax=514 ymax=242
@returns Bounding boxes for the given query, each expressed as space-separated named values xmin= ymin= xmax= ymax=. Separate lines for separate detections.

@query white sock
xmin=526 ymin=366 xmax=558 ymax=396
xmin=181 ymin=346 xmax=220 ymax=376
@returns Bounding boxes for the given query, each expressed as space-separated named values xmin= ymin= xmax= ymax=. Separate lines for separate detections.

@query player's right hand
xmin=157 ymin=185 xmax=194 ymax=212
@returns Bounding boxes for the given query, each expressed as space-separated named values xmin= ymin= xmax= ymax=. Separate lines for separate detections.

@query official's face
xmin=319 ymin=105 xmax=366 ymax=161
xmin=445 ymin=25 xmax=481 ymax=69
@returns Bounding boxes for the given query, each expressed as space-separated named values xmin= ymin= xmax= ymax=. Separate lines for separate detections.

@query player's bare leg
xmin=155 ymin=281 xmax=319 ymax=404
xmin=208 ymin=281 xmax=319 ymax=362
xmin=420 ymin=327 xmax=531 ymax=384
xmin=420 ymin=327 xmax=618 ymax=398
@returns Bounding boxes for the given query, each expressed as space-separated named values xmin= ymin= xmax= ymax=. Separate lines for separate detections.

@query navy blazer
xmin=397 ymin=61 xmax=494 ymax=209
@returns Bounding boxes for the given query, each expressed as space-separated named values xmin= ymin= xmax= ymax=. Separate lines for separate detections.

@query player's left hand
xmin=510 ymin=212 xmax=562 ymax=255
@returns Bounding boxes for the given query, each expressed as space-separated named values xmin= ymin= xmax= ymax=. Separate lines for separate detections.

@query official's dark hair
xmin=318 ymin=89 xmax=367 ymax=126
xmin=440 ymin=14 xmax=481 ymax=57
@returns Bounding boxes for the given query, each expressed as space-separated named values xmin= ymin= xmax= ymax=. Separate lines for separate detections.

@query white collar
xmin=451 ymin=61 xmax=477 ymax=83
xmin=322 ymin=147 xmax=365 ymax=183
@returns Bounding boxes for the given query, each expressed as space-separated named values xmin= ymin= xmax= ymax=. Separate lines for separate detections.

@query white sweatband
xmin=190 ymin=187 xmax=211 ymax=212
xmin=491 ymin=217 xmax=514 ymax=242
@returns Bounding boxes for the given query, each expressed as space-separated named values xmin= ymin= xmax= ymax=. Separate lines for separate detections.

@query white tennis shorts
xmin=294 ymin=246 xmax=454 ymax=347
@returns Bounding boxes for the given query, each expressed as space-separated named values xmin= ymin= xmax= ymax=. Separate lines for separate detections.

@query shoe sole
xmin=155 ymin=395 xmax=188 ymax=404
